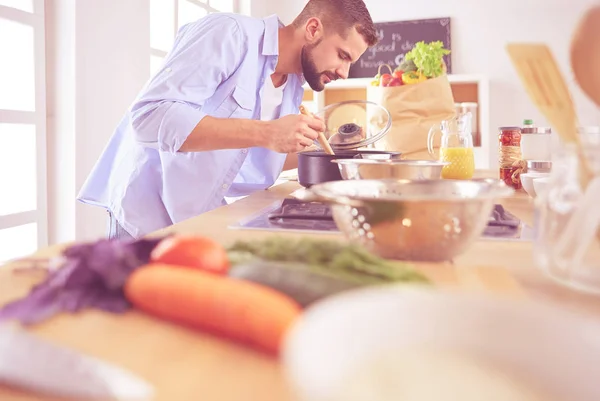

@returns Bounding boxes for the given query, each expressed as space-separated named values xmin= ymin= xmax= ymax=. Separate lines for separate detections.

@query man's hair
xmin=292 ymin=0 xmax=378 ymax=47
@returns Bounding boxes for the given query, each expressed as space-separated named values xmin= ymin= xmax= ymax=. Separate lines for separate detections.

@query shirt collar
xmin=262 ymin=14 xmax=283 ymax=56
xmin=262 ymin=14 xmax=306 ymax=86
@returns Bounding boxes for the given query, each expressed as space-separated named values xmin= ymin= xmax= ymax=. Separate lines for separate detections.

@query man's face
xmin=301 ymin=26 xmax=369 ymax=92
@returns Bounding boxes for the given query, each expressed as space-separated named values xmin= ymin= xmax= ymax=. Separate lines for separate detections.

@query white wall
xmin=46 ymin=0 xmax=150 ymax=244
xmin=256 ymin=0 xmax=600 ymax=165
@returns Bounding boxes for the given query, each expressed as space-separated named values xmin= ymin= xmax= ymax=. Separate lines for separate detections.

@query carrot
xmin=124 ymin=263 xmax=302 ymax=355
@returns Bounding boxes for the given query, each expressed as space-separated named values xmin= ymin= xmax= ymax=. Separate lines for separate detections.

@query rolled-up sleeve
xmin=130 ymin=14 xmax=245 ymax=152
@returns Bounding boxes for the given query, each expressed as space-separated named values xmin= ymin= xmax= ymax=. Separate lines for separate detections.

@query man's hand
xmin=265 ymin=114 xmax=326 ymax=153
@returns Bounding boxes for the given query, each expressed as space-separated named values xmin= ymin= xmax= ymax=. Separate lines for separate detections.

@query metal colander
xmin=296 ymin=179 xmax=514 ymax=262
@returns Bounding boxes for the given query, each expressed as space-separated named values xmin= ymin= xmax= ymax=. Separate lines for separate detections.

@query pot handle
xmin=293 ymin=188 xmax=366 ymax=208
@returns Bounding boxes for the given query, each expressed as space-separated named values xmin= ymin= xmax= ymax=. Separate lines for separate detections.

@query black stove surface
xmin=229 ymin=196 xmax=533 ymax=241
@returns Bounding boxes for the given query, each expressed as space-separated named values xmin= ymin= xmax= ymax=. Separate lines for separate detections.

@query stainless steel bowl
xmin=295 ymin=178 xmax=514 ymax=262
xmin=332 ymin=159 xmax=449 ymax=180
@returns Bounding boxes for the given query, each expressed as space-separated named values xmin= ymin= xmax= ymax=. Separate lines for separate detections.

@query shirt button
xmin=165 ymin=67 xmax=172 ymax=73
xmin=222 ymin=184 xmax=228 ymax=189
xmin=242 ymin=149 xmax=248 ymax=154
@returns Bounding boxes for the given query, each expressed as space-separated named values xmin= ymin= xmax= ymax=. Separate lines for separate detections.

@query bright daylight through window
xmin=150 ymin=0 xmax=238 ymax=75
xmin=0 ymin=0 xmax=46 ymax=263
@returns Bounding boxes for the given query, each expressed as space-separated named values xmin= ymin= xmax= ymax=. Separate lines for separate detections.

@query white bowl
xmin=533 ymin=177 xmax=551 ymax=197
xmin=282 ymin=287 xmax=600 ymax=401
xmin=520 ymin=172 xmax=550 ymax=198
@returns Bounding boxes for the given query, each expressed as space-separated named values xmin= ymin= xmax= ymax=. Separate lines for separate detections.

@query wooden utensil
xmin=505 ymin=43 xmax=593 ymax=187
xmin=299 ymin=105 xmax=335 ymax=155
xmin=571 ymin=5 xmax=600 ymax=108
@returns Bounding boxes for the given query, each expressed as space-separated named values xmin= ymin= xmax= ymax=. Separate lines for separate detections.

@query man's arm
xmin=179 ymin=116 xmax=270 ymax=152
xmin=129 ymin=14 xmax=246 ymax=153
xmin=180 ymin=113 xmax=324 ymax=153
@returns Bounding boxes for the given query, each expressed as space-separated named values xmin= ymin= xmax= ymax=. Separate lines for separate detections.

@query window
xmin=150 ymin=0 xmax=241 ymax=75
xmin=0 ymin=0 xmax=47 ymax=263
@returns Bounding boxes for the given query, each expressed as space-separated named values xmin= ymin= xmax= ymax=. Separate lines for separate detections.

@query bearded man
xmin=78 ymin=0 xmax=378 ymax=240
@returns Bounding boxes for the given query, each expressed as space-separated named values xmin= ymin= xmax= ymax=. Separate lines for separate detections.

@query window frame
xmin=150 ymin=0 xmax=242 ymax=68
xmin=0 ymin=0 xmax=48 ymax=249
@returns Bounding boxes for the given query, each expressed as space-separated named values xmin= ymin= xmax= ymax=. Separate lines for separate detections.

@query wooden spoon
xmin=571 ymin=5 xmax=600 ymax=108
xmin=299 ymin=105 xmax=335 ymax=155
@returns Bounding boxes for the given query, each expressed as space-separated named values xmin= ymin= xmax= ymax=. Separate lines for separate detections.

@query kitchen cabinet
xmin=301 ymin=74 xmax=491 ymax=169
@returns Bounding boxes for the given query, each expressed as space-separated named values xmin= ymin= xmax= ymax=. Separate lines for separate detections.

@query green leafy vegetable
xmin=226 ymin=237 xmax=429 ymax=285
xmin=398 ymin=58 xmax=417 ymax=73
xmin=404 ymin=41 xmax=450 ymax=78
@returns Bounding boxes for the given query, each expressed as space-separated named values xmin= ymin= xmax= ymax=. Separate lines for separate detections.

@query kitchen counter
xmin=1 ymin=173 xmax=600 ymax=401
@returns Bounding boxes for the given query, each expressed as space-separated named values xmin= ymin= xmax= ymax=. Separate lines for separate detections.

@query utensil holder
xmin=534 ymin=131 xmax=600 ymax=294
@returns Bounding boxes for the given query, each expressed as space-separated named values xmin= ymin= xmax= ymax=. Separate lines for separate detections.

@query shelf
xmin=301 ymin=74 xmax=487 ymax=90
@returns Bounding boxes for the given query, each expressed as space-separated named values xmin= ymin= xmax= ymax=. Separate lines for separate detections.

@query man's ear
xmin=304 ymin=17 xmax=324 ymax=43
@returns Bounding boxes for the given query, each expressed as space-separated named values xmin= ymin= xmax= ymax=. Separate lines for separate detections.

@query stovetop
xmin=229 ymin=196 xmax=534 ymax=241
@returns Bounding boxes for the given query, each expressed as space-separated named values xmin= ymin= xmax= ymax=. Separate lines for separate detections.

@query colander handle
xmin=293 ymin=188 xmax=366 ymax=208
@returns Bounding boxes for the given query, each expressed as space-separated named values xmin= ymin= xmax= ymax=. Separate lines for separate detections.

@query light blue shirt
xmin=77 ymin=13 xmax=305 ymax=238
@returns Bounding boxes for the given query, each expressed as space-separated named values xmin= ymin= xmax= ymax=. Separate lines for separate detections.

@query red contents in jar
xmin=499 ymin=127 xmax=521 ymax=147
xmin=498 ymin=127 xmax=523 ymax=189
xmin=499 ymin=167 xmax=522 ymax=190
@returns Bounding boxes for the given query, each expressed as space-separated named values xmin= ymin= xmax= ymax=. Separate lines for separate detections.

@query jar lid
xmin=527 ymin=160 xmax=552 ymax=170
xmin=461 ymin=102 xmax=478 ymax=107
xmin=312 ymin=100 xmax=392 ymax=151
xmin=522 ymin=127 xmax=552 ymax=134
xmin=523 ymin=119 xmax=533 ymax=125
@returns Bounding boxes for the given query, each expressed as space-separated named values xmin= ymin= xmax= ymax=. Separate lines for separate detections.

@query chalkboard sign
xmin=349 ymin=17 xmax=452 ymax=79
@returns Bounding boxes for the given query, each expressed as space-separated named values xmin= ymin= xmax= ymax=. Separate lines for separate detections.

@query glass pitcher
xmin=427 ymin=112 xmax=475 ymax=180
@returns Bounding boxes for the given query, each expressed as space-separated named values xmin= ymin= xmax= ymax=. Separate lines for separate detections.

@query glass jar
xmin=533 ymin=130 xmax=600 ymax=294
xmin=520 ymin=127 xmax=552 ymax=161
xmin=526 ymin=160 xmax=552 ymax=174
xmin=498 ymin=127 xmax=523 ymax=189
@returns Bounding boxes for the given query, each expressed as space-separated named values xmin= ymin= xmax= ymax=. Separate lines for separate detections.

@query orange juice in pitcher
xmin=428 ymin=112 xmax=475 ymax=180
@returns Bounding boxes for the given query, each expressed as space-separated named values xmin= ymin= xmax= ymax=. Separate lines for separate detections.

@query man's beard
xmin=301 ymin=42 xmax=327 ymax=92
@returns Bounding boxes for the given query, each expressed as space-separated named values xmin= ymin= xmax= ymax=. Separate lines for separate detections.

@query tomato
xmin=393 ymin=70 xmax=403 ymax=80
xmin=380 ymin=73 xmax=393 ymax=87
xmin=388 ymin=78 xmax=403 ymax=87
xmin=150 ymin=235 xmax=230 ymax=275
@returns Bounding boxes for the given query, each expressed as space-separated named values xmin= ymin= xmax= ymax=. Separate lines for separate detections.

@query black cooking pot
xmin=297 ymin=150 xmax=402 ymax=187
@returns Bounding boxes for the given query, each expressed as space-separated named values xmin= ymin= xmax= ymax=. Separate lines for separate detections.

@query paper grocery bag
xmin=367 ymin=74 xmax=456 ymax=160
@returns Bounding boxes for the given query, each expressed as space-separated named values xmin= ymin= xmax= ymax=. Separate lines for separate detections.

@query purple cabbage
xmin=0 ymin=237 xmax=164 ymax=325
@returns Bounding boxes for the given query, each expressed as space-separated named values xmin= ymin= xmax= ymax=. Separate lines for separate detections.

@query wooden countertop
xmin=1 ymin=174 xmax=600 ymax=401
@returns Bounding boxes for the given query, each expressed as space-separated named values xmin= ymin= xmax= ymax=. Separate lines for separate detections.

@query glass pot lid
xmin=310 ymin=100 xmax=392 ymax=151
